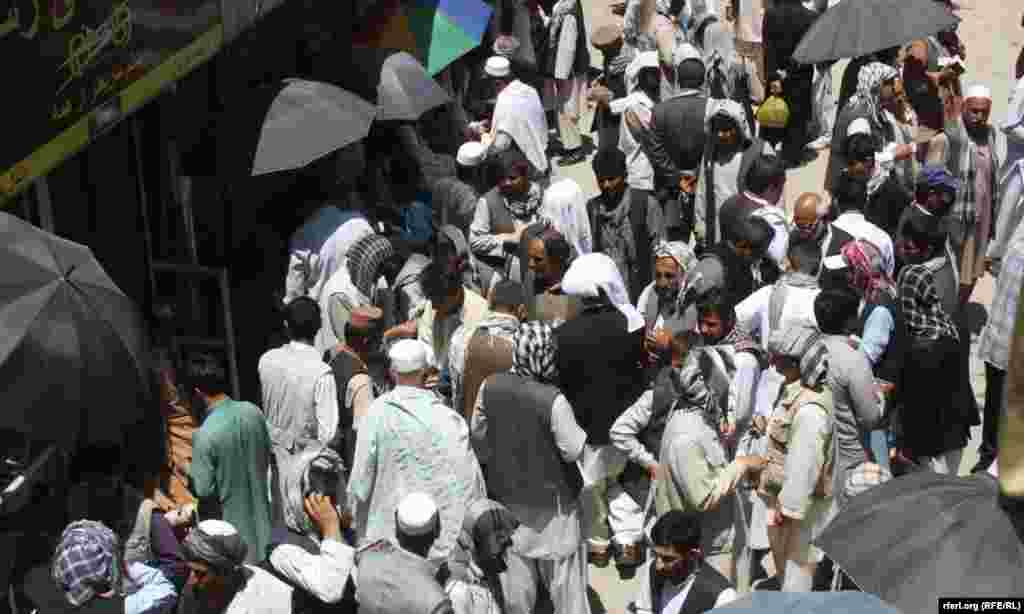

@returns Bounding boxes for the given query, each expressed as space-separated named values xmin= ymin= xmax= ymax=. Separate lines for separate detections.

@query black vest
xmin=650 ymin=562 xmax=733 ymax=614
xmin=619 ymin=367 xmax=680 ymax=504
xmin=263 ymin=528 xmax=358 ymax=614
xmin=482 ymin=373 xmax=584 ymax=505
xmin=327 ymin=349 xmax=365 ymax=467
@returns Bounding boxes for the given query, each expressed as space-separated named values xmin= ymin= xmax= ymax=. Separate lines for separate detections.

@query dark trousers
xmin=630 ymin=188 xmax=654 ymax=302
xmin=976 ymin=363 xmax=1007 ymax=471
xmin=658 ymin=187 xmax=695 ymax=246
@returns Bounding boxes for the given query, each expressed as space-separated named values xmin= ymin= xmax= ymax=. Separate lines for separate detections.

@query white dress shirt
xmin=268 ymin=537 xmax=356 ymax=604
xmin=258 ymin=341 xmax=339 ymax=444
xmin=735 ymin=283 xmax=820 ymax=344
xmin=833 ymin=212 xmax=895 ymax=277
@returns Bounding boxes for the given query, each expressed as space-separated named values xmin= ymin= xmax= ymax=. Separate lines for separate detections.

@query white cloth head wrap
xmin=561 ymin=253 xmax=645 ymax=332
xmin=492 ymin=81 xmax=549 ymax=173
xmin=397 ymin=492 xmax=439 ymax=536
xmin=706 ymin=99 xmax=752 ymax=142
xmin=541 ymin=179 xmax=593 ymax=257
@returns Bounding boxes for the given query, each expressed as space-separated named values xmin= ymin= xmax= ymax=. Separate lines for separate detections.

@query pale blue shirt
xmin=125 ymin=562 xmax=177 ymax=614
xmin=861 ymin=306 xmax=894 ymax=366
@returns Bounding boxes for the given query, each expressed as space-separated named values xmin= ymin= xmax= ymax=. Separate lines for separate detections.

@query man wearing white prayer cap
xmin=937 ymin=81 xmax=1000 ymax=306
xmin=347 ymin=332 xmax=485 ymax=563
xmin=480 ymin=55 xmax=549 ymax=176
xmin=357 ymin=493 xmax=454 ymax=614
xmin=181 ymin=519 xmax=295 ymax=614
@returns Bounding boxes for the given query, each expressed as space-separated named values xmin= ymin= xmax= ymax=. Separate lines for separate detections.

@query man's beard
xmin=655 ymin=283 xmax=679 ymax=303
xmin=601 ymin=187 xmax=626 ymax=207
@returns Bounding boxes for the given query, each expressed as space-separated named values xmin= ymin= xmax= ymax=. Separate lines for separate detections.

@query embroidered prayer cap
xmin=592 ymin=24 xmax=623 ymax=49
xmin=389 ymin=339 xmax=429 ymax=374
xmin=350 ymin=305 xmax=383 ymax=330
xmin=397 ymin=492 xmax=439 ymax=536
xmin=485 ymin=56 xmax=512 ymax=78
xmin=457 ymin=141 xmax=487 ymax=167
xmin=181 ymin=520 xmax=248 ymax=573
xmin=965 ymin=84 xmax=992 ymax=101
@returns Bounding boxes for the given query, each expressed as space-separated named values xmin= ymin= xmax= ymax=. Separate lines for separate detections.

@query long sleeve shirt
xmin=860 ymin=306 xmax=894 ymax=366
xmin=268 ymin=537 xmax=356 ymax=604
xmin=778 ymin=395 xmax=831 ymax=520
xmin=259 ymin=342 xmax=340 ymax=445
xmin=610 ymin=390 xmax=658 ymax=469
xmin=468 ymin=195 xmax=542 ymax=260
xmin=554 ymin=14 xmax=578 ymax=81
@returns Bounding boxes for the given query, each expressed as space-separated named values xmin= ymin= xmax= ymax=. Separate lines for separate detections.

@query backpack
xmin=757 ymin=385 xmax=835 ymax=499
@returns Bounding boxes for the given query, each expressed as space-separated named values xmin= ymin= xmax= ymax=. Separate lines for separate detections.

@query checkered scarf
xmin=346 ymin=233 xmax=394 ymax=300
xmin=181 ymin=524 xmax=248 ymax=574
xmin=947 ymin=118 xmax=1000 ymax=244
xmin=847 ymin=62 xmax=898 ymax=137
xmin=841 ymin=239 xmax=896 ymax=304
xmin=52 ymin=520 xmax=123 ymax=607
xmin=512 ymin=321 xmax=559 ymax=383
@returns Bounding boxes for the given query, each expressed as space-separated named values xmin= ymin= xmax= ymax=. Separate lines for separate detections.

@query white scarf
xmin=561 ymin=253 xmax=646 ymax=332
xmin=493 ymin=80 xmax=549 ymax=173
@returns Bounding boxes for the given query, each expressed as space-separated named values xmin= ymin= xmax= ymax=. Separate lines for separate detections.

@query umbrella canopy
xmin=353 ymin=0 xmax=494 ymax=76
xmin=793 ymin=0 xmax=960 ymax=65
xmin=711 ymin=591 xmax=900 ymax=613
xmin=252 ymin=79 xmax=377 ymax=176
xmin=314 ymin=48 xmax=451 ymax=122
xmin=0 ymin=213 xmax=152 ymax=448
xmin=815 ymin=471 xmax=1024 ymax=614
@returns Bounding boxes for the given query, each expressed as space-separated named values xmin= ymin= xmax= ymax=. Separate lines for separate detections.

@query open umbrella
xmin=814 ymin=471 xmax=1024 ymax=614
xmin=793 ymin=0 xmax=959 ymax=65
xmin=252 ymin=79 xmax=377 ymax=176
xmin=0 ymin=212 xmax=152 ymax=448
xmin=353 ymin=0 xmax=494 ymax=76
xmin=711 ymin=591 xmax=900 ymax=613
xmin=313 ymin=48 xmax=450 ymax=122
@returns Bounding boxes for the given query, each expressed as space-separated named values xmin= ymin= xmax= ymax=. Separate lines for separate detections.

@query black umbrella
xmin=793 ymin=0 xmax=960 ymax=65
xmin=0 ymin=212 xmax=152 ymax=448
xmin=814 ymin=471 xmax=1024 ymax=614
xmin=309 ymin=46 xmax=450 ymax=122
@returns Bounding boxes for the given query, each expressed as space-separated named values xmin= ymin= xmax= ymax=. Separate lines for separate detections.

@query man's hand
xmin=766 ymin=507 xmax=787 ymax=528
xmin=383 ymin=320 xmax=417 ymax=340
xmin=304 ymin=493 xmax=343 ymax=541
xmin=646 ymin=463 xmax=663 ymax=482
xmin=679 ymin=174 xmax=698 ymax=193
xmin=164 ymin=503 xmax=196 ymax=528
xmin=877 ymin=381 xmax=896 ymax=396
xmin=893 ymin=144 xmax=915 ymax=161
xmin=738 ymin=455 xmax=767 ymax=475
xmin=645 ymin=328 xmax=673 ymax=360
xmin=588 ymin=84 xmax=612 ymax=107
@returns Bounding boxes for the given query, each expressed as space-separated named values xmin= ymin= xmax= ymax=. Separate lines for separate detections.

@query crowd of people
xmin=15 ymin=0 xmax=1024 ymax=613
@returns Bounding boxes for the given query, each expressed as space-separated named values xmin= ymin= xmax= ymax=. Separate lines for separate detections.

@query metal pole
xmin=131 ymin=117 xmax=158 ymax=310
xmin=219 ymin=268 xmax=241 ymax=400
xmin=33 ymin=177 xmax=55 ymax=233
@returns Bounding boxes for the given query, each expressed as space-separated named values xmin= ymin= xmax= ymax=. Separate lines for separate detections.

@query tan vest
xmin=462 ymin=329 xmax=514 ymax=420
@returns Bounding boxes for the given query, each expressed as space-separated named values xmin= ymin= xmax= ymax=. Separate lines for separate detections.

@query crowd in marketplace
xmin=11 ymin=0 xmax=1024 ymax=612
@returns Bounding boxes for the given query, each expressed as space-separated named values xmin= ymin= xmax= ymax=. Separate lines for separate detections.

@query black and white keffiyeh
xmin=512 ymin=321 xmax=559 ymax=383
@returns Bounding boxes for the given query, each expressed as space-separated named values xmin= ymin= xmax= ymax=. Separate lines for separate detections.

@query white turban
xmin=561 ymin=253 xmax=645 ymax=332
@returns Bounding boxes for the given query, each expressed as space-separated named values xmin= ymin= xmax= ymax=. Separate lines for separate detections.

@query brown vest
xmin=462 ymin=328 xmax=514 ymax=420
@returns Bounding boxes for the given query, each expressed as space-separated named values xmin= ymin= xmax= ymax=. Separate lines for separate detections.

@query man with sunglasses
xmin=629 ymin=511 xmax=737 ymax=614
